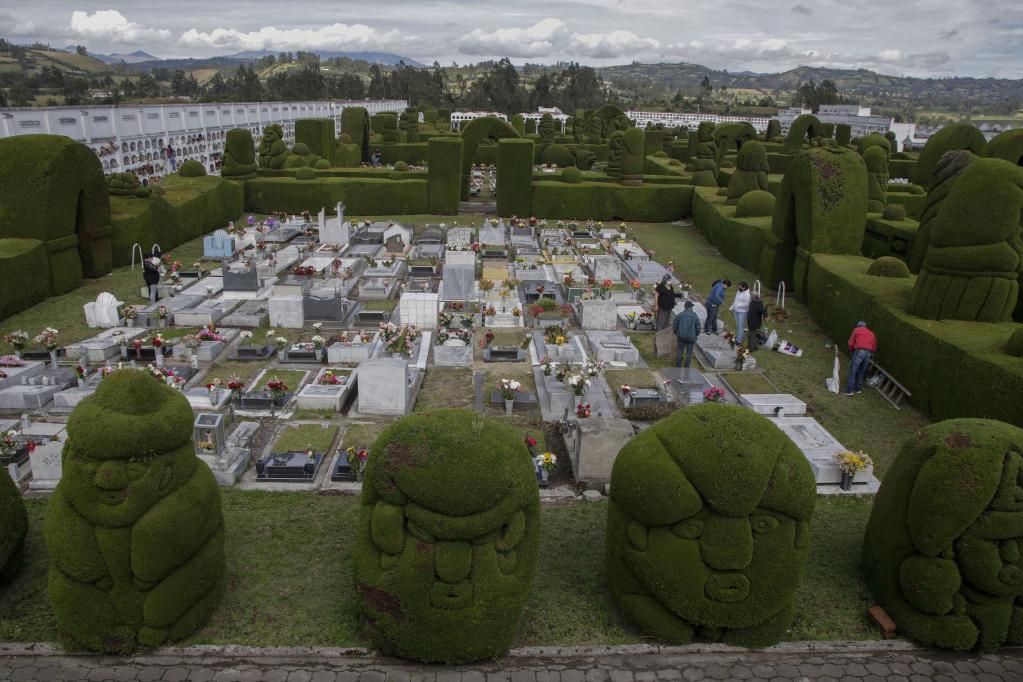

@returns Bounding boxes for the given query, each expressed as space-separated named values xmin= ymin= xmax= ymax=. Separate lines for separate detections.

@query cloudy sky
xmin=1 ymin=1 xmax=1021 ymax=78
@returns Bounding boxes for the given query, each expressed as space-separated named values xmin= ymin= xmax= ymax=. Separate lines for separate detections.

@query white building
xmin=773 ymin=105 xmax=916 ymax=152
xmin=0 ymin=99 xmax=407 ymax=182
xmin=626 ymin=110 xmax=771 ymax=133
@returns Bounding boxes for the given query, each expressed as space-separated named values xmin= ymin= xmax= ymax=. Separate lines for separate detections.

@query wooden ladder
xmin=868 ymin=360 xmax=911 ymax=410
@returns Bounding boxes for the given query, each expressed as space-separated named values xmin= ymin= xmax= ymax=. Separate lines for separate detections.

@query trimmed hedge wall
xmin=295 ymin=118 xmax=337 ymax=167
xmin=245 ymin=177 xmax=428 ymax=215
xmin=914 ymin=123 xmax=987 ymax=186
xmin=806 ymin=254 xmax=1023 ymax=427
xmin=862 ymin=215 xmax=918 ymax=261
xmin=341 ymin=107 xmax=371 ymax=163
xmin=531 ymin=181 xmax=693 ymax=221
xmin=109 ymin=176 xmax=244 ymax=267
xmin=45 ymin=370 xmax=225 ymax=652
xmin=0 ymin=134 xmax=112 ymax=291
xmin=863 ymin=419 xmax=1023 ymax=652
xmin=607 ymin=404 xmax=815 ymax=647
xmin=460 ymin=117 xmax=520 ymax=200
xmin=428 ymin=137 xmax=462 ymax=215
xmin=379 ymin=143 xmax=428 ymax=165
xmin=0 ymin=461 xmax=28 ymax=585
xmin=693 ymin=188 xmax=771 ymax=273
xmin=0 ymin=238 xmax=51 ymax=321
xmin=355 ymin=409 xmax=540 ymax=663
xmin=497 ymin=138 xmax=534 ymax=217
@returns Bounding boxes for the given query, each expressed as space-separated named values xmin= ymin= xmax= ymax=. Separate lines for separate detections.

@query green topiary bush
xmin=314 ymin=159 xmax=331 ymax=170
xmin=258 ymin=124 xmax=289 ymax=169
xmin=0 ymin=468 xmax=27 ymax=585
xmin=863 ymin=419 xmax=1023 ymax=652
xmin=835 ymin=123 xmax=852 ymax=147
xmin=907 ymin=150 xmax=976 ymax=273
xmin=497 ymin=138 xmax=534 ymax=217
xmin=284 ymin=154 xmax=307 ymax=169
xmin=107 ymin=172 xmax=149 ymax=197
xmin=915 ymin=123 xmax=987 ymax=186
xmin=292 ymin=142 xmax=310 ymax=156
xmin=765 ymin=119 xmax=781 ymax=142
xmin=726 ymin=141 xmax=770 ymax=203
xmin=355 ymin=409 xmax=540 ymax=663
xmin=393 ymin=161 xmax=409 ymax=172
xmin=867 ymin=256 xmax=910 ymax=278
xmin=882 ymin=204 xmax=906 ymax=221
xmin=864 ymin=146 xmax=890 ymax=213
xmin=428 ymin=137 xmax=462 ymax=215
xmin=541 ymin=144 xmax=574 ymax=168
xmin=220 ymin=128 xmax=258 ymax=178
xmin=295 ymin=167 xmax=315 ymax=180
xmin=858 ymin=133 xmax=891 ymax=156
xmin=561 ymin=167 xmax=582 ymax=183
xmin=177 ymin=159 xmax=206 ymax=177
xmin=910 ymin=158 xmax=1023 ymax=322
xmin=459 ymin=117 xmax=520 ymax=200
xmin=784 ymin=114 xmax=821 ymax=152
xmin=44 ymin=370 xmax=225 ymax=652
xmin=985 ymin=129 xmax=1023 ymax=167
xmin=735 ymin=190 xmax=775 ymax=218
xmin=607 ymin=404 xmax=815 ymax=647
xmin=1008 ymin=329 xmax=1023 ymax=357
xmin=295 ymin=118 xmax=337 ymax=166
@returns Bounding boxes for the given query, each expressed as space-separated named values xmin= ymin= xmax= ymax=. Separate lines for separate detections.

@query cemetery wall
xmin=244 ymin=177 xmax=428 ymax=215
xmin=806 ymin=253 xmax=1023 ymax=427
xmin=691 ymin=188 xmax=772 ymax=273
xmin=530 ymin=181 xmax=693 ymax=221
xmin=109 ymin=176 xmax=244 ymax=267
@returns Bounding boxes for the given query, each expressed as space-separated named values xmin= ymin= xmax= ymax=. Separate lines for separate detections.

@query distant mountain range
xmin=62 ymin=45 xmax=423 ymax=68
xmin=62 ymin=47 xmax=159 ymax=64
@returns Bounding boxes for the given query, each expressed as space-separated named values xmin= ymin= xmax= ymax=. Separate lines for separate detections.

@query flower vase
xmin=575 ymin=394 xmax=584 ymax=407
xmin=127 ymin=318 xmax=134 ymax=328
xmin=120 ymin=347 xmax=128 ymax=360
xmin=159 ymin=318 xmax=166 ymax=329
xmin=155 ymin=353 xmax=164 ymax=368
xmin=209 ymin=389 xmax=220 ymax=406
xmin=316 ymin=349 xmax=324 ymax=362
xmin=49 ymin=350 xmax=57 ymax=366
xmin=840 ymin=472 xmax=854 ymax=491
xmin=355 ymin=468 xmax=364 ymax=483
xmin=190 ymin=352 xmax=199 ymax=369
xmin=13 ymin=349 xmax=21 ymax=359
xmin=505 ymin=399 xmax=514 ymax=414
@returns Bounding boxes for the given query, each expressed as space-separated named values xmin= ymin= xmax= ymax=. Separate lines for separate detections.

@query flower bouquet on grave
xmin=360 ymin=331 xmax=374 ymax=344
xmin=74 ymin=365 xmax=87 ymax=385
xmin=536 ymin=451 xmax=557 ymax=476
xmin=723 ymin=331 xmax=736 ymax=350
xmin=498 ymin=378 xmax=520 ymax=401
xmin=563 ymin=273 xmax=575 ymax=286
xmin=292 ymin=265 xmax=315 ymax=277
xmin=346 ymin=446 xmax=370 ymax=479
xmin=637 ymin=311 xmax=654 ymax=328
xmin=377 ymin=322 xmax=398 ymax=343
xmin=541 ymin=356 xmax=553 ymax=376
xmin=576 ymin=402 xmax=592 ymax=418
xmin=149 ymin=333 xmax=164 ymax=348
xmin=584 ymin=359 xmax=605 ymax=377
xmin=565 ymin=372 xmax=590 ymax=398
xmin=312 ymin=335 xmax=327 ymax=350
xmin=318 ymin=370 xmax=343 ymax=386
xmin=437 ymin=311 xmax=454 ymax=328
xmin=703 ymin=387 xmax=726 ymax=403
xmin=274 ymin=337 xmax=289 ymax=352
xmin=247 ymin=215 xmax=256 ymax=227
xmin=101 ymin=365 xmax=116 ymax=378
xmin=833 ymin=450 xmax=872 ymax=490
xmin=35 ymin=327 xmax=59 ymax=352
xmin=197 ymin=326 xmax=222 ymax=342
xmin=600 ymin=279 xmax=614 ymax=297
xmin=477 ymin=329 xmax=496 ymax=349
xmin=227 ymin=376 xmax=245 ymax=402
xmin=132 ymin=338 xmax=144 ymax=360
xmin=734 ymin=344 xmax=751 ymax=371
xmin=156 ymin=305 xmax=169 ymax=326
xmin=524 ymin=435 xmax=538 ymax=456
xmin=626 ymin=311 xmax=637 ymax=329
xmin=479 ymin=279 xmax=495 ymax=293
xmin=484 ymin=305 xmax=497 ymax=319
xmin=0 ymin=430 xmax=19 ymax=460
xmin=3 ymin=330 xmax=28 ymax=358
xmin=266 ymin=377 xmax=288 ymax=405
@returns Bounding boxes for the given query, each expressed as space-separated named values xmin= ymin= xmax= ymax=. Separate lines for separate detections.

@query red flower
xmin=524 ymin=435 xmax=537 ymax=447
xmin=26 ymin=441 xmax=36 ymax=453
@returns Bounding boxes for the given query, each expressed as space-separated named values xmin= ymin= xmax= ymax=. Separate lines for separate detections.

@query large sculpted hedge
xmin=0 ymin=469 xmax=27 ymax=585
xmin=220 ymin=128 xmax=258 ymax=178
xmin=985 ymin=129 xmax=1023 ymax=167
xmin=914 ymin=124 xmax=987 ymax=186
xmin=910 ymin=158 xmax=1023 ymax=322
xmin=459 ymin=117 xmax=520 ymax=200
xmin=759 ymin=145 xmax=868 ymax=296
xmin=44 ymin=370 xmax=225 ymax=652
xmin=863 ymin=419 xmax=1023 ymax=652
xmin=497 ymin=138 xmax=534 ymax=217
xmin=0 ymin=134 xmax=112 ymax=292
xmin=607 ymin=404 xmax=815 ymax=647
xmin=726 ymin=141 xmax=770 ymax=203
xmin=427 ymin=137 xmax=462 ymax=215
xmin=355 ymin=409 xmax=540 ymax=663
xmin=341 ymin=107 xmax=371 ymax=163
xmin=784 ymin=114 xmax=821 ymax=152
xmin=295 ymin=118 xmax=337 ymax=167
xmin=531 ymin=181 xmax=693 ymax=221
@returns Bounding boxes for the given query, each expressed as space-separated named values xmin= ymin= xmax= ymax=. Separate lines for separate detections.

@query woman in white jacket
xmin=729 ymin=281 xmax=751 ymax=344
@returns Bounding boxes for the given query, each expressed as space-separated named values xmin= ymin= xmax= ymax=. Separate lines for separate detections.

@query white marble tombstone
xmin=83 ymin=292 xmax=123 ymax=328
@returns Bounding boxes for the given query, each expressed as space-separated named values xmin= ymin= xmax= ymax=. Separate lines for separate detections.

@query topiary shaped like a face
xmin=45 ymin=370 xmax=225 ymax=652
xmin=607 ymin=404 xmax=815 ymax=648
xmin=864 ymin=419 xmax=1023 ymax=652
xmin=355 ymin=409 xmax=540 ymax=663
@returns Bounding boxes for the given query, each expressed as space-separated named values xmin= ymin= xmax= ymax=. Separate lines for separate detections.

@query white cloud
xmin=568 ymin=30 xmax=661 ymax=58
xmin=68 ymin=10 xmax=171 ymax=44
xmin=179 ymin=23 xmax=405 ymax=52
xmin=458 ymin=18 xmax=566 ymax=58
xmin=0 ymin=11 xmax=38 ymax=36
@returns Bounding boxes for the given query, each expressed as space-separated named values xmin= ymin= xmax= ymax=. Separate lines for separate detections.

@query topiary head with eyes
xmin=354 ymin=409 xmax=540 ymax=663
xmin=60 ymin=370 xmax=196 ymax=528
xmin=607 ymin=404 xmax=816 ymax=647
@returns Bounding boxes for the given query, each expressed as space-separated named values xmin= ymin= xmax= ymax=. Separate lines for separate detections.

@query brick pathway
xmin=1 ymin=643 xmax=1022 ymax=681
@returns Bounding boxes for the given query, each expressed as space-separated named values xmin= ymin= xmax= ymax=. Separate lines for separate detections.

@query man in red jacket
xmin=845 ymin=320 xmax=877 ymax=396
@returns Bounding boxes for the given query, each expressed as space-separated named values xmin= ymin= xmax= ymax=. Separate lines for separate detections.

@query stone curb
xmin=0 ymin=639 xmax=945 ymax=661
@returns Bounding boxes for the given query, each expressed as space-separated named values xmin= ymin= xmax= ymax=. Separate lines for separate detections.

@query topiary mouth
xmin=430 ymin=578 xmax=473 ymax=609
xmin=704 ymin=573 xmax=750 ymax=602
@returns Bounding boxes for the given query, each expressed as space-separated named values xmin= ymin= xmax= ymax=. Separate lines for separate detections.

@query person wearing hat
xmin=747 ymin=291 xmax=767 ymax=352
xmin=845 ymin=320 xmax=878 ymax=396
xmin=672 ymin=300 xmax=701 ymax=368
xmin=654 ymin=274 xmax=677 ymax=331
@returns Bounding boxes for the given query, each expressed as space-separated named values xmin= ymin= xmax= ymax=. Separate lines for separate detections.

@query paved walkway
xmin=2 ymin=642 xmax=1023 ymax=682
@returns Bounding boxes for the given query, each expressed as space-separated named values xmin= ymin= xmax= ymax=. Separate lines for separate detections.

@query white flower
xmin=240 ymin=331 xmax=253 ymax=340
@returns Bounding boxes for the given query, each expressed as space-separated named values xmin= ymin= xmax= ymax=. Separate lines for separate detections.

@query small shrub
xmin=623 ymin=404 xmax=677 ymax=421
xmin=393 ymin=161 xmax=409 ymax=172
xmin=653 ymin=151 xmax=668 ymax=158
xmin=735 ymin=190 xmax=775 ymax=218
xmin=542 ymin=144 xmax=574 ymax=168
xmin=882 ymin=204 xmax=906 ymax=221
xmin=340 ymin=133 xmax=353 ymax=144
xmin=295 ymin=167 xmax=316 ymax=181
xmin=314 ymin=159 xmax=331 ymax=170
xmin=177 ymin=159 xmax=206 ymax=177
xmin=867 ymin=256 xmax=910 ymax=278
xmin=561 ymin=167 xmax=582 ymax=183
xmin=284 ymin=155 xmax=306 ymax=168
xmin=0 ymin=471 xmax=27 ymax=584
xmin=292 ymin=142 xmax=310 ymax=156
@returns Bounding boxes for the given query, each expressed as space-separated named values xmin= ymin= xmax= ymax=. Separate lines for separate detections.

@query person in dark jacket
xmin=703 ymin=278 xmax=731 ymax=334
xmin=654 ymin=274 xmax=677 ymax=331
xmin=143 ymin=251 xmax=161 ymax=304
xmin=673 ymin=300 xmax=701 ymax=368
xmin=747 ymin=292 xmax=767 ymax=351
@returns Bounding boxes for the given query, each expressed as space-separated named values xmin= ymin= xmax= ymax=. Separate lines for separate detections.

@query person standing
xmin=747 ymin=291 xmax=766 ymax=351
xmin=673 ymin=300 xmax=701 ymax=368
xmin=730 ymin=282 xmax=751 ymax=344
xmin=845 ymin=321 xmax=878 ymax=396
xmin=703 ymin=278 xmax=731 ymax=334
xmin=654 ymin=274 xmax=677 ymax=331
xmin=142 ymin=251 xmax=162 ymax=304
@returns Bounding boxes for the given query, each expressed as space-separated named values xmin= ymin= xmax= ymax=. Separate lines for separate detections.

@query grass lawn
xmin=340 ymin=421 xmax=389 ymax=450
xmin=254 ymin=369 xmax=309 ymax=393
xmin=200 ymin=360 xmax=264 ymax=387
xmin=272 ymin=423 xmax=338 ymax=453
xmin=0 ymin=495 xmax=877 ymax=647
xmin=717 ymin=371 xmax=777 ymax=395
xmin=414 ymin=368 xmax=475 ymax=411
xmin=604 ymin=369 xmax=658 ymax=390
xmin=360 ymin=299 xmax=398 ymax=312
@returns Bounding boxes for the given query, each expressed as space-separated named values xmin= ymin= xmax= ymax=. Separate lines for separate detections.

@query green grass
xmin=360 ymin=299 xmax=398 ymax=312
xmin=340 ymin=421 xmax=389 ymax=450
xmin=272 ymin=424 xmax=338 ymax=453
xmin=290 ymin=408 xmax=340 ymax=421
xmin=414 ymin=368 xmax=474 ymax=411
xmin=200 ymin=360 xmax=264 ymax=387
xmin=0 ymin=495 xmax=877 ymax=646
xmin=605 ymin=369 xmax=657 ymax=390
xmin=255 ymin=369 xmax=308 ymax=393
xmin=717 ymin=371 xmax=777 ymax=395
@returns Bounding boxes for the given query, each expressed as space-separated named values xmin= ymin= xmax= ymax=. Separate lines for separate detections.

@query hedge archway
xmin=460 ymin=117 xmax=520 ymax=200
xmin=784 ymin=114 xmax=821 ymax=152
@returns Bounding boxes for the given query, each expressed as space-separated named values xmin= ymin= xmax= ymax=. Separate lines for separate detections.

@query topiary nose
xmin=94 ymin=460 xmax=128 ymax=490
